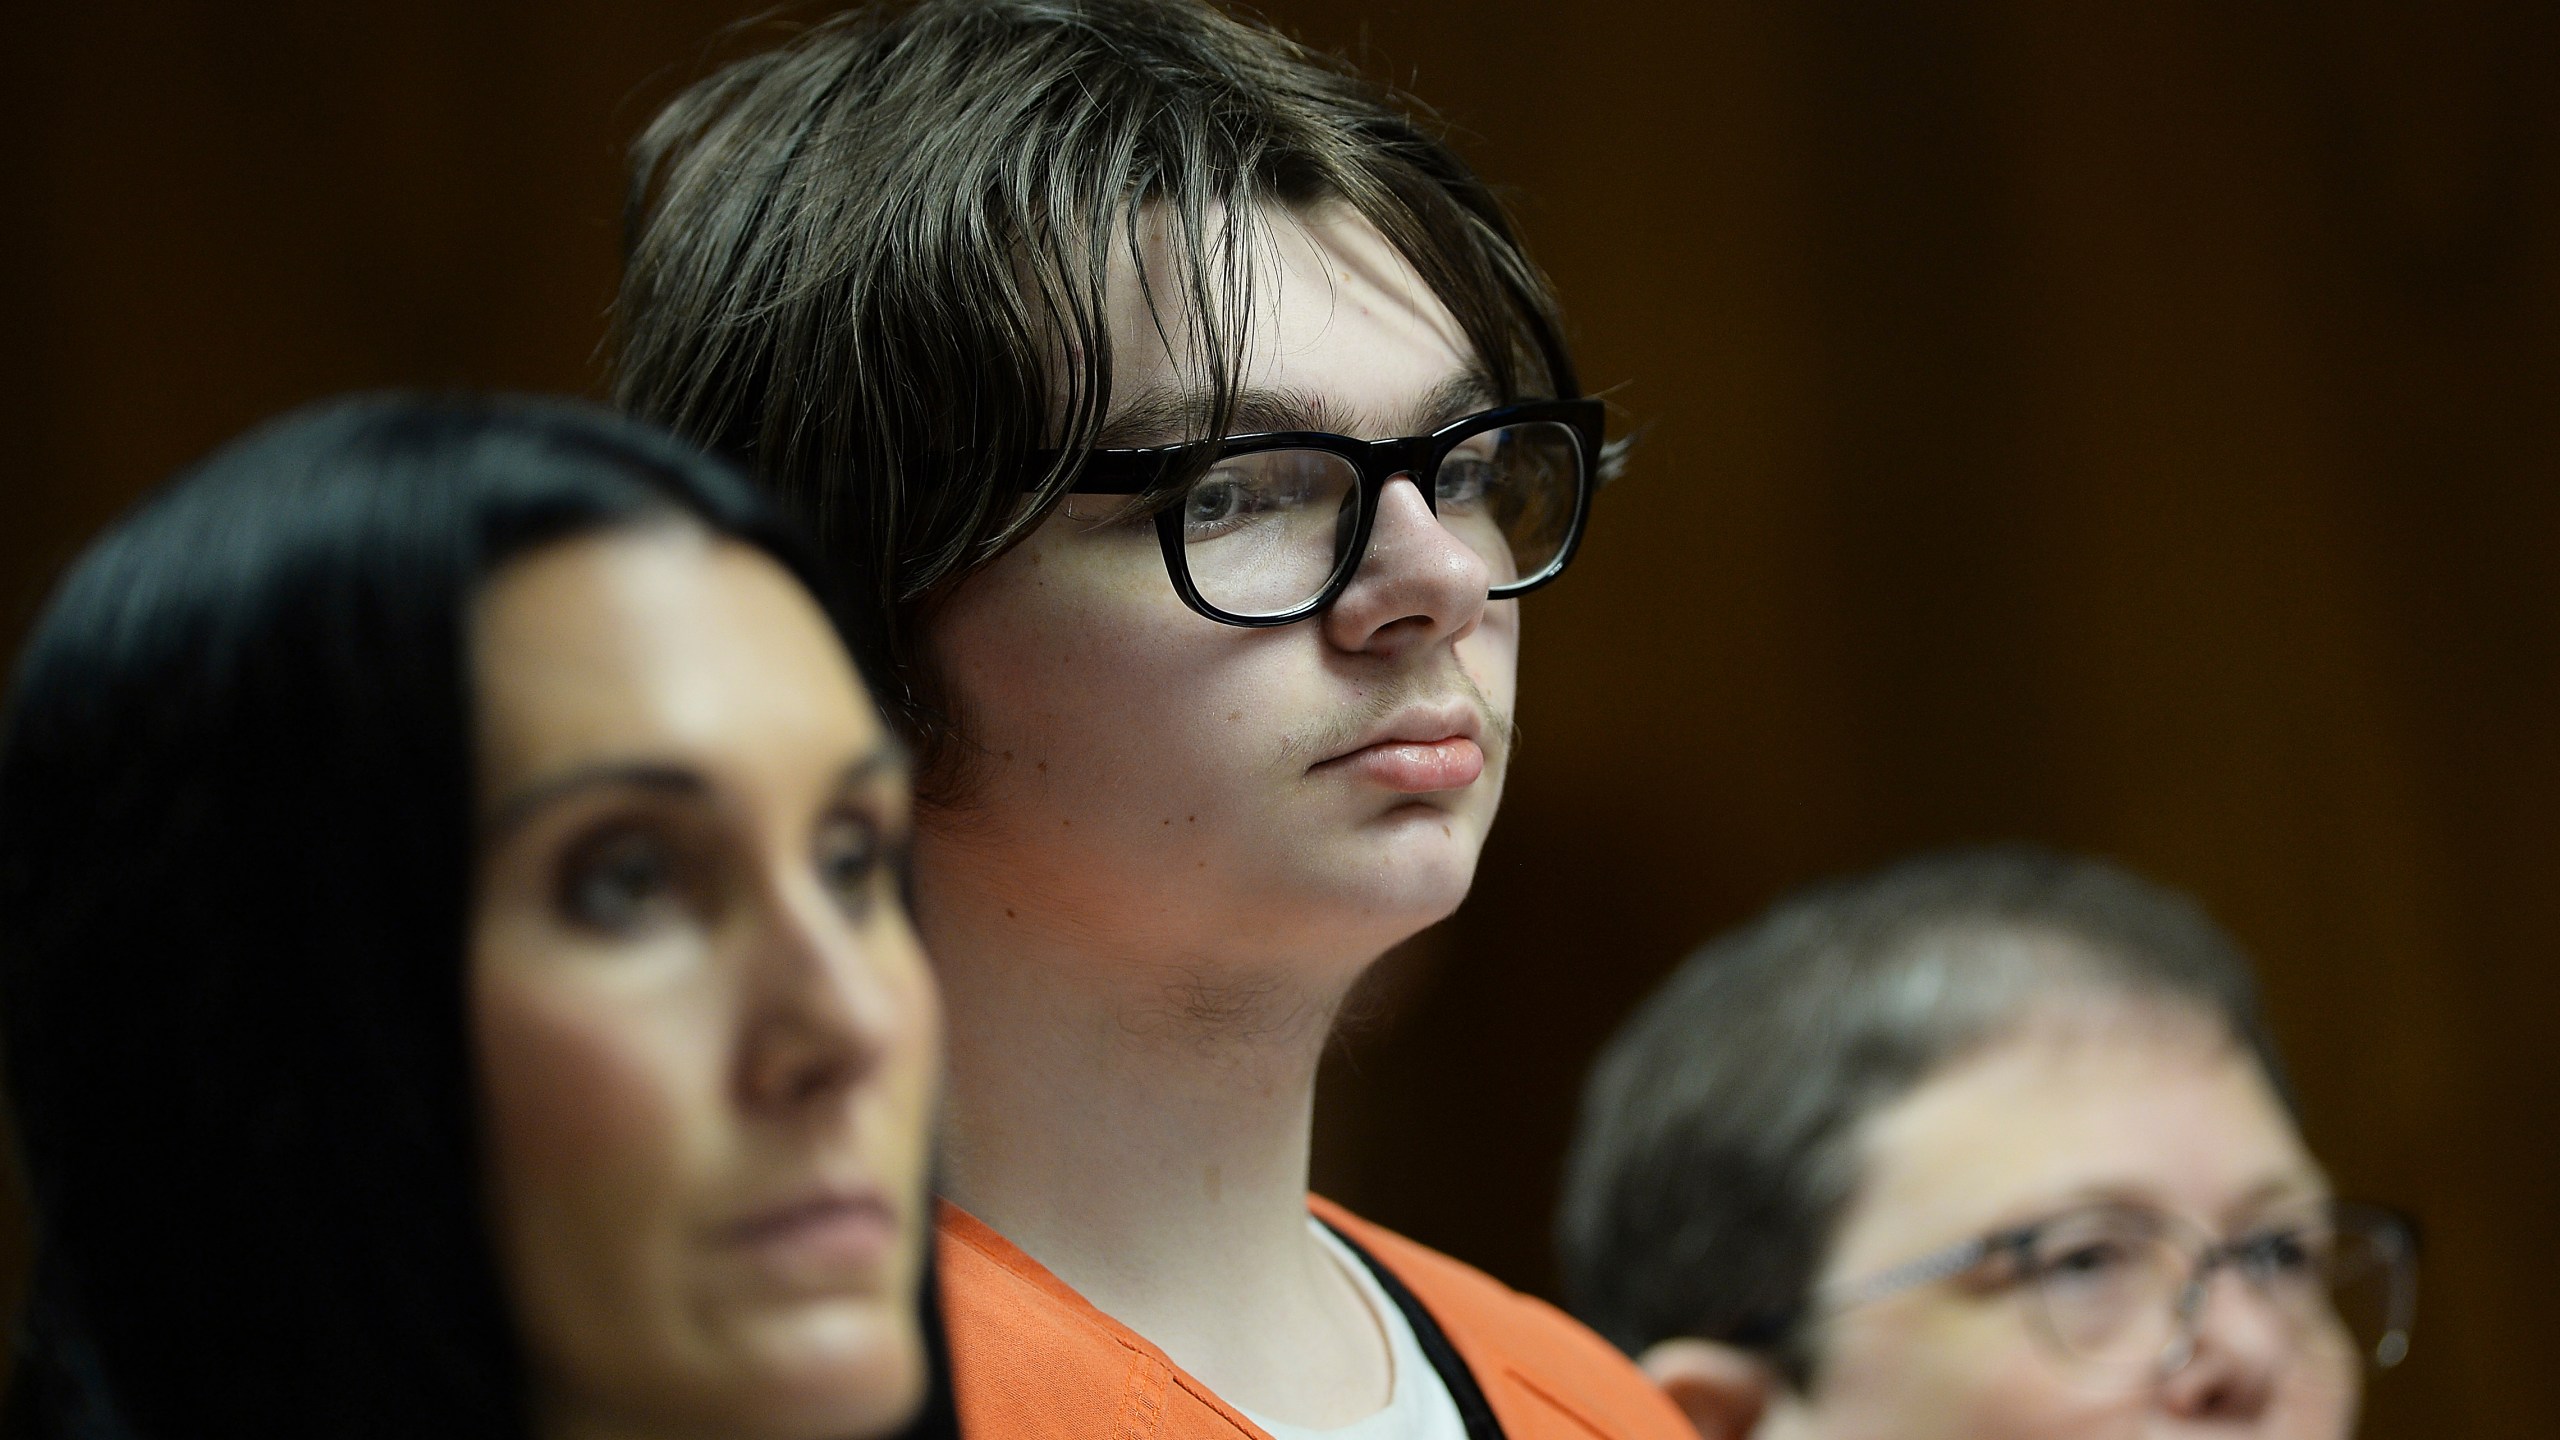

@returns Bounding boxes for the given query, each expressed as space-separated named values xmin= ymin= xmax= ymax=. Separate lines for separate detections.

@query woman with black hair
xmin=0 ymin=396 xmax=959 ymax=1440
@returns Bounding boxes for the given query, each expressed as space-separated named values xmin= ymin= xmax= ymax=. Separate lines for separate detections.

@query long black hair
xmin=0 ymin=395 xmax=958 ymax=1440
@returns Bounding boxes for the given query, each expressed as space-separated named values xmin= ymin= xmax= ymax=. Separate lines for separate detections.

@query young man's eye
xmin=1184 ymin=474 xmax=1251 ymax=527
xmin=1437 ymin=455 xmax=1496 ymax=506
xmin=557 ymin=830 xmax=682 ymax=934
xmin=1182 ymin=459 xmax=1321 ymax=531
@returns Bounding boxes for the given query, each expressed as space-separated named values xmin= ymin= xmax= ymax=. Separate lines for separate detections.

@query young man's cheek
xmin=1457 ymin=612 xmax=1521 ymax=757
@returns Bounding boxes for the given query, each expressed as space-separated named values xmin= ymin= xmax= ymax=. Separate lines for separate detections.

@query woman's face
xmin=470 ymin=525 xmax=938 ymax=1440
xmin=1764 ymin=1007 xmax=2359 ymax=1440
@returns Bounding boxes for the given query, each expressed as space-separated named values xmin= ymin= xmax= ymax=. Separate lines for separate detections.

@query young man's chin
xmin=1296 ymin=804 xmax=1491 ymax=930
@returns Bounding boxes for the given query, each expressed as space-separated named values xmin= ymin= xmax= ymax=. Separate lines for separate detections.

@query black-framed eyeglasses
xmin=1822 ymin=1200 xmax=2418 ymax=1385
xmin=1030 ymin=398 xmax=1603 ymax=627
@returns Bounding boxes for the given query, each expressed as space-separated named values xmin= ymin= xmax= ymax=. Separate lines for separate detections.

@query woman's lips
xmin=724 ymin=1193 xmax=897 ymax=1287
xmin=1329 ymin=736 xmax=1485 ymax=793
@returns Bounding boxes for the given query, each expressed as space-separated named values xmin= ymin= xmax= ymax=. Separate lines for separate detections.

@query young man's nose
xmin=1320 ymin=473 xmax=1492 ymax=656
xmin=2156 ymin=1270 xmax=2291 ymax=1421
xmin=735 ymin=887 xmax=904 ymax=1115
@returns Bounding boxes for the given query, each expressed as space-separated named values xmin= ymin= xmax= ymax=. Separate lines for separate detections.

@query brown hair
xmin=614 ymin=0 xmax=1580 ymax=786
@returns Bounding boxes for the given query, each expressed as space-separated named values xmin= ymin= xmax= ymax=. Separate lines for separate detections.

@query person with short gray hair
xmin=1560 ymin=846 xmax=2416 ymax=1440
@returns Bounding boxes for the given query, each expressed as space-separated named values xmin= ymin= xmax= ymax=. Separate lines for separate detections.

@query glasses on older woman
xmin=1035 ymin=399 xmax=1602 ymax=627
xmin=1824 ymin=1200 xmax=2417 ymax=1385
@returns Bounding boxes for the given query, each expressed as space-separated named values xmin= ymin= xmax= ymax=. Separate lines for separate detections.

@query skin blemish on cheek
xmin=1228 ymin=711 xmax=1242 ymax=723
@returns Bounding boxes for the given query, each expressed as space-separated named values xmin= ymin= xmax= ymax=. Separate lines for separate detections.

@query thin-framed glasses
xmin=1030 ymin=398 xmax=1603 ymax=628
xmin=1823 ymin=1201 xmax=2417 ymax=1385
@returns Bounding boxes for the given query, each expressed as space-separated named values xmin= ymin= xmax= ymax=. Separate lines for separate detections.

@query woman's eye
xmin=816 ymin=814 xmax=888 ymax=914
xmin=2239 ymin=1228 xmax=2324 ymax=1279
xmin=558 ymin=830 xmax=680 ymax=933
xmin=2037 ymin=1240 xmax=2135 ymax=1282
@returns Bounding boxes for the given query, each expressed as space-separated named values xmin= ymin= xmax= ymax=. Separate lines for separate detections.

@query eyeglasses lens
xmin=1435 ymin=421 xmax=1583 ymax=589
xmin=2022 ymin=1210 xmax=2187 ymax=1373
xmin=2024 ymin=1208 xmax=2415 ymax=1379
xmin=2317 ymin=1215 xmax=2415 ymax=1368
xmin=1177 ymin=449 xmax=1364 ymax=620
xmin=1173 ymin=421 xmax=1584 ymax=619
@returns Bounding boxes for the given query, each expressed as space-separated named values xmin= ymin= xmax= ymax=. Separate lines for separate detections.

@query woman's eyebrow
xmin=2225 ymin=1173 xmax=2333 ymax=1223
xmin=835 ymin=744 xmax=910 ymax=796
xmin=1970 ymin=1180 xmax=2189 ymax=1236
xmin=482 ymin=762 xmax=706 ymax=842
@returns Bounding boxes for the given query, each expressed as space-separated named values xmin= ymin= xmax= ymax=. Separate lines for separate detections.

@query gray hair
xmin=1556 ymin=845 xmax=2290 ymax=1387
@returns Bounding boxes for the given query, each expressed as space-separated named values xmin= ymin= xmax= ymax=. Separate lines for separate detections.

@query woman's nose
xmin=735 ymin=890 xmax=908 ymax=1116
xmin=2157 ymin=1269 xmax=2290 ymax=1421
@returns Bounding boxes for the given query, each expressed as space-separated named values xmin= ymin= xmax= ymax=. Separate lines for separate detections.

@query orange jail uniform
xmin=937 ymin=1195 xmax=1694 ymax=1439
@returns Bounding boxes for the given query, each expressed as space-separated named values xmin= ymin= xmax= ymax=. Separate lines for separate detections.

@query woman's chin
xmin=718 ymin=1303 xmax=928 ymax=1440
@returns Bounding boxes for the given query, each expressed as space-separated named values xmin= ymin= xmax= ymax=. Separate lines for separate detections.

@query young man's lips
xmin=1332 ymin=736 xmax=1486 ymax=793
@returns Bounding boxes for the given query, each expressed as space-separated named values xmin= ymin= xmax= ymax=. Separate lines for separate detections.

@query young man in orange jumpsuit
xmin=616 ymin=4 xmax=1686 ymax=1436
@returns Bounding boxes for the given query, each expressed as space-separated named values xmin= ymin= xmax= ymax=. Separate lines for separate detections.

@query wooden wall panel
xmin=1269 ymin=5 xmax=2558 ymax=1436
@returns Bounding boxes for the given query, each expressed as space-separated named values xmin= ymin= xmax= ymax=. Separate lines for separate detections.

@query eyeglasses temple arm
xmin=1821 ymin=1233 xmax=1999 ymax=1314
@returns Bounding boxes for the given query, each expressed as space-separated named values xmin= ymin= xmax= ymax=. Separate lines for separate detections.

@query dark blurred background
xmin=5 ymin=3 xmax=2553 ymax=1435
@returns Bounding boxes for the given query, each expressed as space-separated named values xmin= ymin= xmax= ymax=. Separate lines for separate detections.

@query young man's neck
xmin=918 ymin=865 xmax=1408 ymax=1424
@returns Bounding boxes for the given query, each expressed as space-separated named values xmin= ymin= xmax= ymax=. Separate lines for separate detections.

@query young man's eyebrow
xmin=1412 ymin=367 xmax=1503 ymax=429
xmin=1091 ymin=367 xmax=1502 ymax=449
xmin=1091 ymin=383 xmax=1335 ymax=448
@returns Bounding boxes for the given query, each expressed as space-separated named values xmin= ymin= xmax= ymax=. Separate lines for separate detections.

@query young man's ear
xmin=1637 ymin=1337 xmax=1778 ymax=1439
